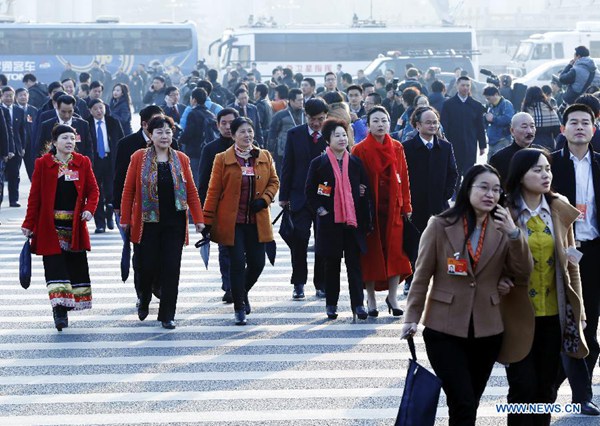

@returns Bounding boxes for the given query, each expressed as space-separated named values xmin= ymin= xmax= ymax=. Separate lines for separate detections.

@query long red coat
xmin=22 ymin=153 xmax=99 ymax=255
xmin=352 ymin=134 xmax=412 ymax=289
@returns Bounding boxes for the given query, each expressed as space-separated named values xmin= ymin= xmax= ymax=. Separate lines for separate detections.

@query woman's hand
xmin=401 ymin=322 xmax=418 ymax=339
xmin=21 ymin=227 xmax=33 ymax=237
xmin=359 ymin=184 xmax=366 ymax=197
xmin=492 ymin=205 xmax=518 ymax=235
xmin=497 ymin=276 xmax=514 ymax=296
xmin=81 ymin=210 xmax=93 ymax=221
xmin=195 ymin=223 xmax=206 ymax=233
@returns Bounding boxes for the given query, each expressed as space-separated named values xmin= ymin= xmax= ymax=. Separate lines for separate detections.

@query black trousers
xmin=5 ymin=152 xmax=22 ymax=204
xmin=290 ymin=206 xmax=325 ymax=290
xmin=138 ymin=220 xmax=186 ymax=322
xmin=324 ymin=227 xmax=364 ymax=309
xmin=506 ymin=315 xmax=561 ymax=426
xmin=227 ymin=224 xmax=265 ymax=311
xmin=93 ymin=155 xmax=114 ymax=229
xmin=423 ymin=325 xmax=502 ymax=426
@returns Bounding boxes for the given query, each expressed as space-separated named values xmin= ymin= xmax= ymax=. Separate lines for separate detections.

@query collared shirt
xmin=457 ymin=94 xmax=468 ymax=103
xmin=2 ymin=103 xmax=13 ymax=121
xmin=516 ymin=195 xmax=554 ymax=239
xmin=307 ymin=126 xmax=322 ymax=139
xmin=419 ymin=134 xmax=434 ymax=148
xmin=94 ymin=118 xmax=110 ymax=154
xmin=142 ymin=130 xmax=150 ymax=144
xmin=56 ymin=110 xmax=72 ymax=126
xmin=570 ymin=149 xmax=599 ymax=241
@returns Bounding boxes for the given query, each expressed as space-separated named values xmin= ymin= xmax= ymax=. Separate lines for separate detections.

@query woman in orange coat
xmin=351 ymin=106 xmax=412 ymax=317
xmin=120 ymin=116 xmax=204 ymax=329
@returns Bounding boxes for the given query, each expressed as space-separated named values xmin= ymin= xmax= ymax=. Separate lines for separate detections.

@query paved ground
xmin=0 ymin=168 xmax=599 ymax=425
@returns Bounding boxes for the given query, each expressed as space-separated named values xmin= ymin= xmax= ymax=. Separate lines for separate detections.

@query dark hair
xmin=362 ymin=82 xmax=375 ymax=90
xmin=217 ymin=107 xmax=239 ymax=122
xmin=431 ymin=80 xmax=445 ymax=93
xmin=385 ymin=68 xmax=395 ymax=75
xmin=375 ymin=76 xmax=385 ymax=86
xmin=438 ymin=164 xmax=502 ymax=244
xmin=61 ymin=77 xmax=76 ymax=86
xmin=230 ymin=116 xmax=255 ymax=136
xmin=541 ymin=85 xmax=553 ymax=97
xmin=56 ymin=94 xmax=75 ymax=107
xmin=52 ymin=91 xmax=67 ymax=102
xmin=79 ymin=72 xmax=90 ymax=83
xmin=562 ymin=103 xmax=596 ymax=125
xmin=302 ymin=77 xmax=316 ymax=88
xmin=48 ymin=81 xmax=64 ymax=93
xmin=575 ymin=45 xmax=590 ymax=57
xmin=197 ymin=80 xmax=213 ymax=95
xmin=410 ymin=106 xmax=440 ymax=128
xmin=15 ymin=87 xmax=27 ymax=96
xmin=283 ymin=68 xmax=293 ymax=78
xmin=88 ymin=98 xmax=105 ymax=109
xmin=288 ymin=88 xmax=302 ymax=101
xmin=253 ymin=83 xmax=267 ymax=99
xmin=342 ymin=73 xmax=353 ymax=84
xmin=207 ymin=69 xmax=218 ymax=83
xmin=165 ymin=86 xmax=179 ymax=96
xmin=505 ymin=148 xmax=556 ymax=210
xmin=139 ymin=105 xmax=164 ymax=123
xmin=346 ymin=84 xmax=363 ymax=94
xmin=483 ymin=86 xmax=500 ymax=96
xmin=234 ymin=87 xmax=248 ymax=97
xmin=366 ymin=92 xmax=382 ymax=105
xmin=401 ymin=87 xmax=419 ymax=105
xmin=573 ymin=95 xmax=600 ymax=118
xmin=272 ymin=84 xmax=287 ymax=100
xmin=90 ymin=81 xmax=104 ymax=90
xmin=322 ymin=91 xmax=344 ymax=105
xmin=321 ymin=118 xmax=349 ymax=144
xmin=146 ymin=115 xmax=175 ymax=138
xmin=22 ymin=73 xmax=36 ymax=83
xmin=191 ymin=87 xmax=208 ymax=105
xmin=293 ymin=72 xmax=304 ymax=84
xmin=324 ymin=71 xmax=336 ymax=80
xmin=1 ymin=86 xmax=14 ymax=94
xmin=153 ymin=76 xmax=165 ymax=84
xmin=457 ymin=76 xmax=471 ymax=84
xmin=305 ymin=98 xmax=329 ymax=116
xmin=79 ymin=83 xmax=90 ymax=94
xmin=522 ymin=86 xmax=554 ymax=111
xmin=406 ymin=68 xmax=419 ymax=78
xmin=112 ymin=83 xmax=132 ymax=106
xmin=367 ymin=105 xmax=390 ymax=125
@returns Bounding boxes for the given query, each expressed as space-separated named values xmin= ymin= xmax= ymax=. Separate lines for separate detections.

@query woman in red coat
xmin=351 ymin=106 xmax=412 ymax=317
xmin=22 ymin=124 xmax=99 ymax=331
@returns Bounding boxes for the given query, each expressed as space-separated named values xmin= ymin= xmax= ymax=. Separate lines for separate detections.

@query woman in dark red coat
xmin=351 ymin=106 xmax=412 ymax=318
xmin=22 ymin=124 xmax=99 ymax=331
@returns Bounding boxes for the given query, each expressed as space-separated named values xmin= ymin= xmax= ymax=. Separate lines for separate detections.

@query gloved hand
xmin=201 ymin=224 xmax=212 ymax=237
xmin=250 ymin=198 xmax=268 ymax=213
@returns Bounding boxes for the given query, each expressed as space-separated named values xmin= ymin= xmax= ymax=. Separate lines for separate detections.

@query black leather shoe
xmin=385 ymin=296 xmax=403 ymax=317
xmin=292 ymin=284 xmax=305 ymax=300
xmin=244 ymin=293 xmax=251 ymax=315
xmin=353 ymin=305 xmax=368 ymax=320
xmin=315 ymin=289 xmax=327 ymax=298
xmin=234 ymin=309 xmax=247 ymax=325
xmin=94 ymin=227 xmax=105 ymax=234
xmin=326 ymin=305 xmax=338 ymax=319
xmin=106 ymin=205 xmax=115 ymax=230
xmin=580 ymin=401 xmax=600 ymax=416
xmin=9 ymin=202 xmax=21 ymax=207
xmin=161 ymin=320 xmax=176 ymax=329
xmin=222 ymin=290 xmax=233 ymax=304
xmin=138 ymin=301 xmax=149 ymax=321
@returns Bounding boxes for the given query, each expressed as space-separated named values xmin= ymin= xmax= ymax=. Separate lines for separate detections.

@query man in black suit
xmin=62 ymin=78 xmax=90 ymax=120
xmin=84 ymin=81 xmax=110 ymax=117
xmin=552 ymin=104 xmax=600 ymax=416
xmin=143 ymin=76 xmax=167 ymax=106
xmin=35 ymin=94 xmax=93 ymax=161
xmin=1 ymin=87 xmax=26 ymax=207
xmin=22 ymin=73 xmax=47 ymax=110
xmin=87 ymin=99 xmax=124 ymax=233
xmin=160 ymin=86 xmax=186 ymax=124
xmin=0 ymin=94 xmax=10 ymax=210
xmin=228 ymin=87 xmax=264 ymax=147
xmin=15 ymin=87 xmax=38 ymax=181
xmin=279 ymin=98 xmax=328 ymax=299
xmin=197 ymin=107 xmax=239 ymax=303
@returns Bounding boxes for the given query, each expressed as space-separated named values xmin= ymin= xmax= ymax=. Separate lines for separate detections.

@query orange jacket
xmin=119 ymin=149 xmax=204 ymax=244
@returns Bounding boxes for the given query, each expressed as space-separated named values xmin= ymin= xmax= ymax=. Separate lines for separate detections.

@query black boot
xmin=52 ymin=306 xmax=68 ymax=331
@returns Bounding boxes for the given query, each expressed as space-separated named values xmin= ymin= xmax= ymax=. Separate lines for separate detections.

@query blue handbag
xmin=19 ymin=237 xmax=32 ymax=289
xmin=395 ymin=336 xmax=442 ymax=426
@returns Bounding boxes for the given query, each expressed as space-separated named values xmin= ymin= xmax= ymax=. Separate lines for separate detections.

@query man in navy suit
xmin=228 ymin=87 xmax=264 ymax=147
xmin=1 ymin=86 xmax=25 ymax=207
xmin=15 ymin=87 xmax=38 ymax=181
xmin=160 ymin=86 xmax=187 ymax=124
xmin=35 ymin=94 xmax=93 ymax=161
xmin=87 ymin=99 xmax=124 ymax=233
xmin=279 ymin=98 xmax=328 ymax=299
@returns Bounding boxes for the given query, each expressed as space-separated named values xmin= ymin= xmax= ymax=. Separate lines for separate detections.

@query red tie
xmin=312 ymin=131 xmax=319 ymax=144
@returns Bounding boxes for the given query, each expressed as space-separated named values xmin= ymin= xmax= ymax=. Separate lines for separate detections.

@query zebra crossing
xmin=0 ymin=218 xmax=598 ymax=425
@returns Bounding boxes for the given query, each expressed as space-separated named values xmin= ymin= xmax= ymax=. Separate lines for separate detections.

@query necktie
xmin=312 ymin=131 xmax=319 ymax=144
xmin=97 ymin=120 xmax=105 ymax=158
xmin=426 ymin=142 xmax=433 ymax=150
xmin=171 ymin=106 xmax=180 ymax=123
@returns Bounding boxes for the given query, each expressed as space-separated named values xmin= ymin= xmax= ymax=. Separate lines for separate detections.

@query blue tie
xmin=97 ymin=120 xmax=105 ymax=158
xmin=426 ymin=142 xmax=433 ymax=150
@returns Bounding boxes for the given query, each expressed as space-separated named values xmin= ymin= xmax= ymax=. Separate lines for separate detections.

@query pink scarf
xmin=326 ymin=147 xmax=357 ymax=228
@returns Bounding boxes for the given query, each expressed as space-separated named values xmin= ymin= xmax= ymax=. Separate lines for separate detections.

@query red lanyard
xmin=463 ymin=215 xmax=488 ymax=271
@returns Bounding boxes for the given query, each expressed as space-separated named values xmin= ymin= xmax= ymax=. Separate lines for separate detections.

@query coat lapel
xmin=444 ymin=220 xmax=467 ymax=260
xmin=474 ymin=221 xmax=503 ymax=274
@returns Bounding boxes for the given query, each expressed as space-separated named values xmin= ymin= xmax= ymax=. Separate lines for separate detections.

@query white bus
xmin=209 ymin=26 xmax=478 ymax=80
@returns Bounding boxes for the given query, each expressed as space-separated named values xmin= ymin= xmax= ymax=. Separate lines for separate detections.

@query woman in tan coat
xmin=402 ymin=164 xmax=533 ymax=426
xmin=203 ymin=116 xmax=279 ymax=325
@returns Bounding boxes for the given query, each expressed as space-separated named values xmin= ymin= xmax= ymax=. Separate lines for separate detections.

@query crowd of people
xmin=3 ymin=43 xmax=600 ymax=424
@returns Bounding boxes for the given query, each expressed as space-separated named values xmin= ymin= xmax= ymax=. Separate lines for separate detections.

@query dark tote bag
xmin=19 ymin=237 xmax=32 ymax=289
xmin=395 ymin=336 xmax=442 ymax=426
xmin=278 ymin=205 xmax=294 ymax=248
xmin=402 ymin=216 xmax=421 ymax=264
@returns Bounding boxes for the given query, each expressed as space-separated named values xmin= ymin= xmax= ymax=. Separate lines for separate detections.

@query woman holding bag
xmin=21 ymin=124 xmax=99 ymax=331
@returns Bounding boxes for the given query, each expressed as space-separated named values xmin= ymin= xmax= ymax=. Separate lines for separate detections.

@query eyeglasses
xmin=471 ymin=184 xmax=503 ymax=195
xmin=420 ymin=120 xmax=439 ymax=126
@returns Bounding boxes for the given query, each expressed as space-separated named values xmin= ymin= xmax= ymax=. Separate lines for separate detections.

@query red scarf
xmin=325 ymin=147 xmax=357 ymax=228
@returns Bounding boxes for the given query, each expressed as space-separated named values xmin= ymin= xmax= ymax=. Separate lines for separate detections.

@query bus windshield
xmin=513 ymin=42 xmax=533 ymax=62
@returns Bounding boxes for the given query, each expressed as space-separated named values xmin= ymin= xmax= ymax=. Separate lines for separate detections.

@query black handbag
xmin=278 ymin=205 xmax=294 ymax=248
xmin=402 ymin=216 xmax=421 ymax=264
xmin=19 ymin=237 xmax=32 ymax=289
xmin=395 ymin=336 xmax=442 ymax=426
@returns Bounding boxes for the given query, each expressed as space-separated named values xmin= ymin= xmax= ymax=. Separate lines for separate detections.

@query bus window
xmin=532 ymin=43 xmax=552 ymax=60
xmin=554 ymin=42 xmax=564 ymax=59
xmin=513 ymin=42 xmax=533 ymax=62
xmin=590 ymin=41 xmax=600 ymax=57
xmin=229 ymin=45 xmax=250 ymax=65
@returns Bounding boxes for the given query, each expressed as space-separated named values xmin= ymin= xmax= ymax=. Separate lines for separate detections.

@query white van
xmin=514 ymin=58 xmax=600 ymax=89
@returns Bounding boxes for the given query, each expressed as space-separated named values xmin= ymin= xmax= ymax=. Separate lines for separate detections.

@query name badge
xmin=241 ymin=166 xmax=255 ymax=176
xmin=75 ymin=134 xmax=81 ymax=143
xmin=447 ymin=258 xmax=468 ymax=276
xmin=576 ymin=203 xmax=587 ymax=221
xmin=64 ymin=170 xmax=79 ymax=181
xmin=26 ymin=114 xmax=33 ymax=123
xmin=317 ymin=183 xmax=332 ymax=197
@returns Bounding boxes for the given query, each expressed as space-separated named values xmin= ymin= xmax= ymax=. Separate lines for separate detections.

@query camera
xmin=480 ymin=68 xmax=500 ymax=87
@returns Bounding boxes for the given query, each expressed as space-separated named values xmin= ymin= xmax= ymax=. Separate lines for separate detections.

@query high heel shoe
xmin=352 ymin=305 xmax=368 ymax=321
xmin=234 ymin=309 xmax=247 ymax=325
xmin=244 ymin=292 xmax=251 ymax=315
xmin=385 ymin=296 xmax=403 ymax=317
xmin=367 ymin=302 xmax=379 ymax=317
xmin=326 ymin=305 xmax=338 ymax=320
